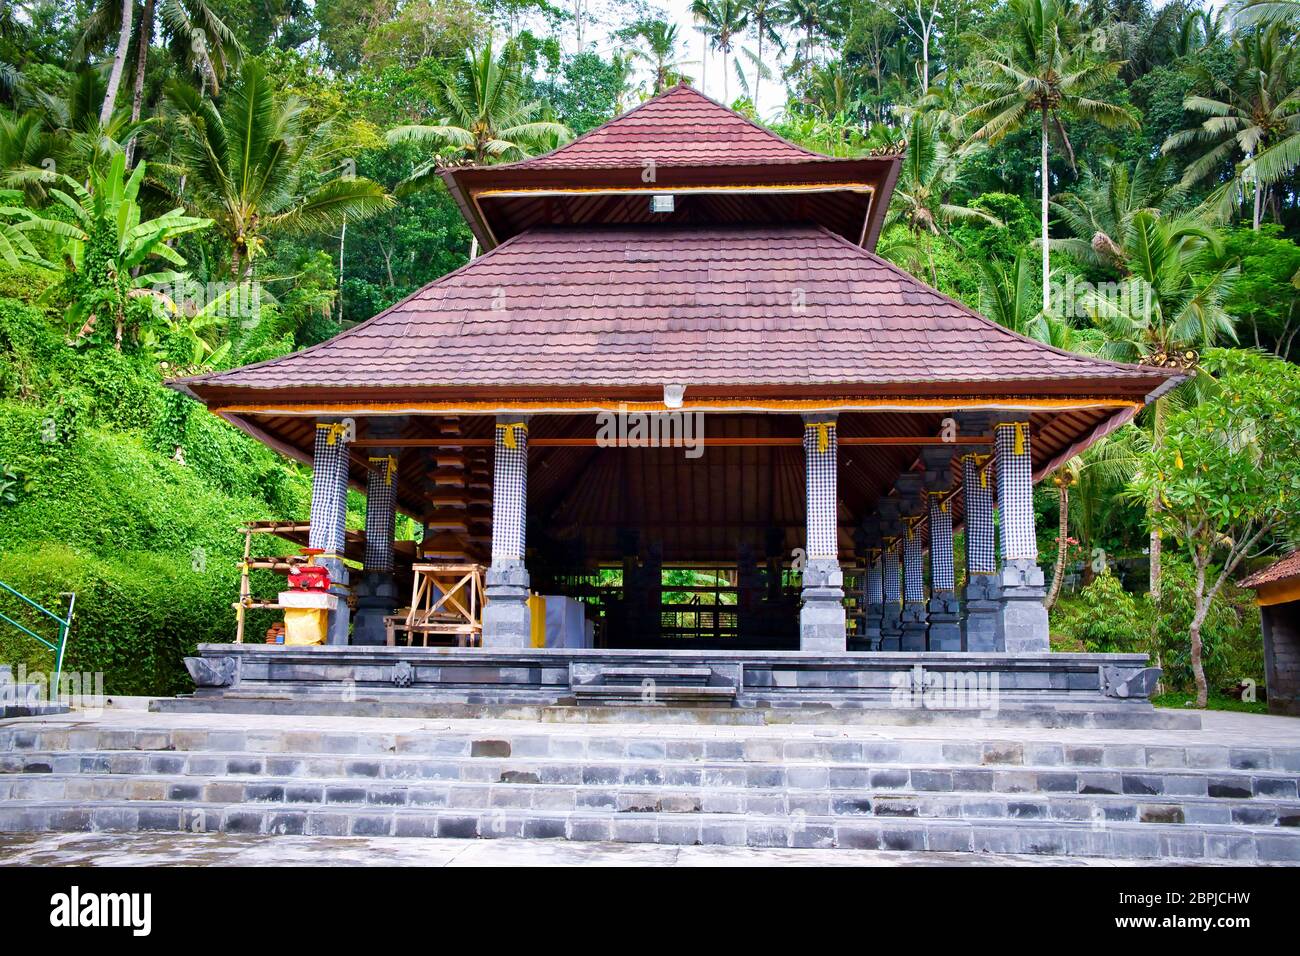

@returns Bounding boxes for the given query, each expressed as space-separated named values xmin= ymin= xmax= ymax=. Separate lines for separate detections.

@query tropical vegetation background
xmin=1 ymin=0 xmax=1298 ymax=708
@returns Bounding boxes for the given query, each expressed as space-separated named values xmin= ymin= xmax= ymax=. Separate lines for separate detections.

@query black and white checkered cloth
xmin=928 ymin=492 xmax=955 ymax=591
xmin=996 ymin=422 xmax=1037 ymax=561
xmin=491 ymin=422 xmax=529 ymax=562
xmin=882 ymin=541 xmax=901 ymax=604
xmin=309 ymin=422 xmax=349 ymax=556
xmin=962 ymin=453 xmax=996 ymax=575
xmin=903 ymin=520 xmax=925 ymax=602
xmin=866 ymin=550 xmax=884 ymax=604
xmin=364 ymin=456 xmax=397 ymax=571
xmin=803 ymin=421 xmax=838 ymax=559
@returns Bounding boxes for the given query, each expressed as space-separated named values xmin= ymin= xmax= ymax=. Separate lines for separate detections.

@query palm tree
xmin=124 ymin=0 xmax=243 ymax=163
xmin=1082 ymin=211 xmax=1239 ymax=606
xmin=963 ymin=0 xmax=1138 ymax=314
xmin=1045 ymin=461 xmax=1077 ymax=610
xmin=744 ymin=0 xmax=786 ymax=108
xmin=886 ymin=117 xmax=1000 ymax=282
xmin=0 ymin=112 xmax=59 ymax=202
xmin=625 ymin=20 xmax=691 ymax=96
xmin=691 ymin=0 xmax=750 ymax=103
xmin=1163 ymin=28 xmax=1300 ymax=229
xmin=978 ymin=252 xmax=1044 ymax=338
xmin=99 ymin=0 xmax=134 ymax=126
xmin=1051 ymin=158 xmax=1187 ymax=274
xmin=165 ymin=59 xmax=392 ymax=278
xmin=1234 ymin=0 xmax=1300 ymax=26
xmin=387 ymin=44 xmax=569 ymax=184
xmin=780 ymin=0 xmax=822 ymax=88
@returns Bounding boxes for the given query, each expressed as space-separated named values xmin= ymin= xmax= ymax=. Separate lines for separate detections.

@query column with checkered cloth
xmin=309 ymin=420 xmax=353 ymax=643
xmin=895 ymin=472 xmax=929 ymax=651
xmin=921 ymin=445 xmax=961 ymax=650
xmin=952 ymin=413 xmax=998 ymax=650
xmin=352 ymin=440 xmax=404 ymax=645
xmin=993 ymin=419 xmax=1050 ymax=653
xmin=800 ymin=414 xmax=846 ymax=651
xmin=861 ymin=517 xmax=884 ymax=650
xmin=880 ymin=538 xmax=902 ymax=651
xmin=483 ymin=415 xmax=532 ymax=647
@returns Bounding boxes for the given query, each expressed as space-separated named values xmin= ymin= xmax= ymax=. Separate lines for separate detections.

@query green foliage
xmin=1052 ymin=570 xmax=1143 ymax=653
xmin=0 ymin=544 xmax=237 ymax=696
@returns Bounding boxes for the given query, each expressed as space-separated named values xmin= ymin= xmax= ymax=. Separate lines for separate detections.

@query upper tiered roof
xmin=440 ymin=84 xmax=901 ymax=251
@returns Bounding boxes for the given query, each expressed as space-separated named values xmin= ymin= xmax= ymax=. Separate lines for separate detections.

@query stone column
xmin=880 ymin=538 xmax=902 ymax=651
xmin=865 ymin=553 xmax=884 ymax=650
xmin=960 ymin=450 xmax=999 ymax=651
xmin=895 ymin=473 xmax=928 ymax=652
xmin=994 ymin=419 xmax=1051 ymax=653
xmin=482 ymin=415 xmax=531 ymax=647
xmin=900 ymin=516 xmax=928 ymax=651
xmin=799 ymin=414 xmax=846 ymax=652
xmin=353 ymin=446 xmax=400 ymax=646
xmin=922 ymin=446 xmax=961 ymax=651
xmin=309 ymin=419 xmax=353 ymax=644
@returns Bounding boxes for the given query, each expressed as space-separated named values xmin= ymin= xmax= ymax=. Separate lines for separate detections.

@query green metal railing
xmin=0 ymin=581 xmax=75 ymax=695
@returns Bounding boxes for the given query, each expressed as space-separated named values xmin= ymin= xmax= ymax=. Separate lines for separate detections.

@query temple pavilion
xmin=171 ymin=84 xmax=1182 ymax=656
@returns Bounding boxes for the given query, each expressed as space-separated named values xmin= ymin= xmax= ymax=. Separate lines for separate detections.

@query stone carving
xmin=1099 ymin=665 xmax=1162 ymax=699
xmin=185 ymin=656 xmax=239 ymax=688
xmin=392 ymin=660 xmax=414 ymax=688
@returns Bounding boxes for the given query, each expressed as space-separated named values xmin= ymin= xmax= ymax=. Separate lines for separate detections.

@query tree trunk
xmin=125 ymin=0 xmax=154 ymax=167
xmin=1046 ymin=478 xmax=1069 ymax=610
xmin=338 ymin=219 xmax=346 ymax=325
xmin=1252 ymin=172 xmax=1262 ymax=232
xmin=1190 ymin=559 xmax=1210 ymax=709
xmin=1149 ymin=395 xmax=1165 ymax=692
xmin=755 ymin=31 xmax=763 ymax=108
xmin=1040 ymin=107 xmax=1051 ymax=315
xmin=100 ymin=0 xmax=135 ymax=127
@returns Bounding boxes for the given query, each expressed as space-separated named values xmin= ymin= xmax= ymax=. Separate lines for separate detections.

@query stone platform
xmin=181 ymin=645 xmax=1176 ymax=728
xmin=0 ymin=709 xmax=1297 ymax=862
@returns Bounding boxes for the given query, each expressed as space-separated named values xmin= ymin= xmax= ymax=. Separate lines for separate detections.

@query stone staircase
xmin=568 ymin=664 xmax=739 ymax=707
xmin=1 ymin=714 xmax=1298 ymax=862
xmin=0 ymin=666 xmax=69 ymax=719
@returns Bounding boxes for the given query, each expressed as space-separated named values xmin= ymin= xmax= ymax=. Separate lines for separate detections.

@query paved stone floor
xmin=7 ymin=705 xmax=1299 ymax=748
xmin=0 ymin=831 xmax=1163 ymax=866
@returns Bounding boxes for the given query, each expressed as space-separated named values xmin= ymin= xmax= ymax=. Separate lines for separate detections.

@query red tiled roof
xmin=1240 ymin=551 xmax=1300 ymax=588
xmin=177 ymin=225 xmax=1178 ymax=397
xmin=504 ymin=84 xmax=842 ymax=169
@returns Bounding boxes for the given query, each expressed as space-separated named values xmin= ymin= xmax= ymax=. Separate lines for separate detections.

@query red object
xmin=288 ymin=548 xmax=331 ymax=592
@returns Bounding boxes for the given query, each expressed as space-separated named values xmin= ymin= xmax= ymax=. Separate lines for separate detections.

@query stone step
xmin=2 ymin=799 xmax=1296 ymax=861
xmin=5 ymin=772 xmax=1299 ymax=828
xmin=5 ymin=727 xmax=1295 ymax=773
xmin=571 ymin=684 xmax=737 ymax=706
xmin=4 ymin=750 xmax=1296 ymax=803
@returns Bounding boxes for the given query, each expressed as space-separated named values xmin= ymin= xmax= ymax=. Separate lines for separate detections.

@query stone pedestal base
xmin=998 ymin=559 xmax=1051 ymax=654
xmin=879 ymin=605 xmax=902 ymax=651
xmin=351 ymin=571 xmax=399 ymax=646
xmin=313 ymin=557 xmax=351 ymax=645
xmin=900 ymin=602 xmax=928 ymax=652
xmin=483 ymin=560 xmax=532 ymax=648
xmin=962 ymin=573 xmax=1000 ymax=651
xmin=864 ymin=606 xmax=883 ymax=651
xmin=927 ymin=591 xmax=962 ymax=651
xmin=799 ymin=559 xmax=846 ymax=652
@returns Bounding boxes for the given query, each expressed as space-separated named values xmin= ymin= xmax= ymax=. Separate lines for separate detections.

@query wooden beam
xmin=351 ymin=436 xmax=994 ymax=448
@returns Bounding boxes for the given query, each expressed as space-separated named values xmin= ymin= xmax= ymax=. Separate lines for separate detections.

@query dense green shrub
xmin=0 ymin=544 xmax=237 ymax=696
xmin=1052 ymin=570 xmax=1144 ymax=653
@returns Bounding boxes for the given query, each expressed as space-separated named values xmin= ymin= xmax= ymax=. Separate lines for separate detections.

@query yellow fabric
xmin=528 ymin=594 xmax=546 ymax=647
xmin=369 ymin=455 xmax=398 ymax=484
xmin=316 ymin=422 xmax=348 ymax=446
xmin=498 ymin=422 xmax=529 ymax=450
xmin=283 ymin=608 xmax=327 ymax=645
xmin=805 ymin=421 xmax=835 ymax=453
